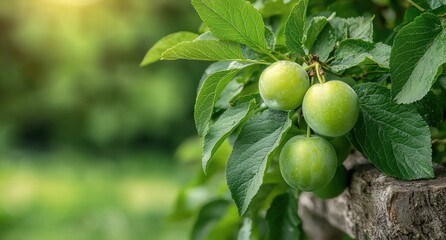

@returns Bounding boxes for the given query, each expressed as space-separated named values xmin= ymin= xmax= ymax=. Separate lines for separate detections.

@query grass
xmin=0 ymin=149 xmax=193 ymax=240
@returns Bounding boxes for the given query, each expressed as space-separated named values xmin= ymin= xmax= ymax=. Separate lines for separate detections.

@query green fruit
xmin=279 ymin=135 xmax=337 ymax=191
xmin=313 ymin=166 xmax=349 ymax=199
xmin=329 ymin=136 xmax=351 ymax=165
xmin=259 ymin=61 xmax=310 ymax=110
xmin=302 ymin=80 xmax=359 ymax=137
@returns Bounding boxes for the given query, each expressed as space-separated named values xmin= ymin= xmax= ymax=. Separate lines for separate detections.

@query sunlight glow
xmin=44 ymin=0 xmax=102 ymax=7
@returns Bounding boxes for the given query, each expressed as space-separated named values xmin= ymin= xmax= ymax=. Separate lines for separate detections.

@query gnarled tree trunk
xmin=299 ymin=151 xmax=446 ymax=240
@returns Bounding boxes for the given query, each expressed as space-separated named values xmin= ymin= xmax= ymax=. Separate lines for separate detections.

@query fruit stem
xmin=306 ymin=124 xmax=311 ymax=138
xmin=315 ymin=63 xmax=325 ymax=83
xmin=305 ymin=64 xmax=317 ymax=71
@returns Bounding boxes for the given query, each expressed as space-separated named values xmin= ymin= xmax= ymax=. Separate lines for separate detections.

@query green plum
xmin=302 ymin=80 xmax=359 ymax=137
xmin=259 ymin=61 xmax=310 ymax=110
xmin=313 ymin=166 xmax=349 ymax=199
xmin=279 ymin=135 xmax=337 ymax=191
xmin=329 ymin=136 xmax=351 ymax=165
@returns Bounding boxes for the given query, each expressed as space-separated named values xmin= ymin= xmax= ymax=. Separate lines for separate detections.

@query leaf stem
xmin=432 ymin=139 xmax=446 ymax=144
xmin=306 ymin=124 xmax=311 ymax=138
xmin=325 ymin=56 xmax=335 ymax=64
xmin=241 ymin=59 xmax=271 ymax=65
xmin=272 ymin=50 xmax=291 ymax=61
xmin=406 ymin=0 xmax=426 ymax=12
xmin=327 ymin=12 xmax=336 ymax=21
xmin=262 ymin=50 xmax=280 ymax=62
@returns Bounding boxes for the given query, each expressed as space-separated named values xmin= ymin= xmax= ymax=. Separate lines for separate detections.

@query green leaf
xmin=390 ymin=13 xmax=446 ymax=104
xmin=265 ymin=27 xmax=276 ymax=50
xmin=191 ymin=199 xmax=234 ymax=240
xmin=409 ymin=0 xmax=445 ymax=11
xmin=304 ymin=16 xmax=337 ymax=61
xmin=195 ymin=61 xmax=254 ymax=136
xmin=169 ymin=168 xmax=227 ymax=220
xmin=331 ymin=39 xmax=391 ymax=72
xmin=255 ymin=0 xmax=299 ymax=17
xmin=226 ymin=110 xmax=292 ymax=215
xmin=215 ymin=79 xmax=245 ymax=110
xmin=266 ymin=193 xmax=302 ymax=240
xmin=206 ymin=205 xmax=240 ymax=240
xmin=329 ymin=16 xmax=373 ymax=42
xmin=403 ymin=6 xmax=423 ymax=23
xmin=140 ymin=32 xmax=198 ymax=66
xmin=214 ymin=64 xmax=260 ymax=110
xmin=346 ymin=16 xmax=374 ymax=42
xmin=414 ymin=91 xmax=443 ymax=128
xmin=191 ymin=0 xmax=267 ymax=50
xmin=246 ymin=183 xmax=277 ymax=211
xmin=349 ymin=83 xmax=434 ymax=180
xmin=329 ymin=17 xmax=348 ymax=41
xmin=170 ymin=186 xmax=212 ymax=220
xmin=203 ymin=99 xmax=256 ymax=173
xmin=237 ymin=218 xmax=252 ymax=240
xmin=161 ymin=32 xmax=245 ymax=62
xmin=196 ymin=71 xmax=238 ymax=136
xmin=304 ymin=17 xmax=328 ymax=53
xmin=284 ymin=0 xmax=308 ymax=56
xmin=429 ymin=0 xmax=446 ymax=10
xmin=309 ymin=23 xmax=336 ymax=62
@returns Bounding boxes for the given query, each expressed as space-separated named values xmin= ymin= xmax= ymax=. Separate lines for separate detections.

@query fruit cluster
xmin=259 ymin=60 xmax=359 ymax=198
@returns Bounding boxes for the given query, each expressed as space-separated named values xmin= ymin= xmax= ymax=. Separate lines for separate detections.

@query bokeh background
xmin=0 ymin=0 xmax=208 ymax=239
xmin=2 ymin=0 xmax=444 ymax=239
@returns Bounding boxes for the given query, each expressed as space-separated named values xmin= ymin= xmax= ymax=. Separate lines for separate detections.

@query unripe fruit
xmin=259 ymin=61 xmax=310 ymax=110
xmin=329 ymin=136 xmax=351 ymax=165
xmin=279 ymin=135 xmax=337 ymax=191
xmin=302 ymin=80 xmax=359 ymax=137
xmin=313 ymin=166 xmax=349 ymax=199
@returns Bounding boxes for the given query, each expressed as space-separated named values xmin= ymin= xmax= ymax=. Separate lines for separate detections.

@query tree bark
xmin=298 ymin=151 xmax=446 ymax=240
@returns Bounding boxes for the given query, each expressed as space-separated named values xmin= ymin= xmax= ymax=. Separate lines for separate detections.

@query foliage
xmin=143 ymin=0 xmax=446 ymax=238
xmin=0 ymin=150 xmax=190 ymax=240
xmin=0 ymin=0 xmax=205 ymax=151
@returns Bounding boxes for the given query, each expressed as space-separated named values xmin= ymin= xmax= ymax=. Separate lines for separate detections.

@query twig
xmin=406 ymin=0 xmax=426 ymax=12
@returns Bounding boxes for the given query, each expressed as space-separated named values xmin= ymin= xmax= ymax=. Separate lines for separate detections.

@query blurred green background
xmin=0 ymin=0 xmax=207 ymax=239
